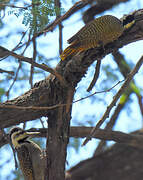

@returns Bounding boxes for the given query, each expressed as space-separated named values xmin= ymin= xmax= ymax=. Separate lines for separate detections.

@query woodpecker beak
xmin=16 ymin=131 xmax=40 ymax=141
xmin=9 ymin=127 xmax=41 ymax=149
xmin=25 ymin=131 xmax=40 ymax=138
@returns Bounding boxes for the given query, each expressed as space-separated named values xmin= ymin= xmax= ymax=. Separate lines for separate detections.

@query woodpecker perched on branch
xmin=9 ymin=127 xmax=45 ymax=180
xmin=60 ymin=14 xmax=135 ymax=60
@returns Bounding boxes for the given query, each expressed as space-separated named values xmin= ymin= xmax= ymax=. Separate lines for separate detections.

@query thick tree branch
xmin=2 ymin=127 xmax=143 ymax=150
xmin=0 ymin=10 xmax=143 ymax=129
xmin=66 ymin=141 xmax=143 ymax=180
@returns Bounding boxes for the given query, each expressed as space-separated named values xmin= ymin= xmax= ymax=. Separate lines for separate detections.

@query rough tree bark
xmin=1 ymin=9 xmax=143 ymax=127
xmin=66 ymin=142 xmax=143 ymax=180
xmin=0 ymin=9 xmax=143 ymax=180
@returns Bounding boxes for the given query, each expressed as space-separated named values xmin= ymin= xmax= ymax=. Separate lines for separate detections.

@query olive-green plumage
xmin=60 ymin=15 xmax=125 ymax=60
xmin=10 ymin=127 xmax=45 ymax=180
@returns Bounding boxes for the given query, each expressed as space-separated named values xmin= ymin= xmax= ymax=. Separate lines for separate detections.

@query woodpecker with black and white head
xmin=9 ymin=127 xmax=45 ymax=180
xmin=60 ymin=14 xmax=135 ymax=60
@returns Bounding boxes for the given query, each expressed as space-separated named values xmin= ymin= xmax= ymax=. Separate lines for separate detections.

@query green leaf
xmin=0 ymin=88 xmax=5 ymax=101
xmin=119 ymin=93 xmax=128 ymax=104
xmin=130 ymin=82 xmax=141 ymax=96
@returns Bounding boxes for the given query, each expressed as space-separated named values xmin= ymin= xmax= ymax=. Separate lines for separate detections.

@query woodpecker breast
xmin=9 ymin=127 xmax=45 ymax=180
xmin=60 ymin=15 xmax=124 ymax=60
xmin=17 ymin=142 xmax=45 ymax=180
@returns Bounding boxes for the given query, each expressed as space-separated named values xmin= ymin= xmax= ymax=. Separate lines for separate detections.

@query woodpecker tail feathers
xmin=60 ymin=45 xmax=80 ymax=61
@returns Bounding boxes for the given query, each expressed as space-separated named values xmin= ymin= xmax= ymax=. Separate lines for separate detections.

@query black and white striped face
xmin=122 ymin=14 xmax=135 ymax=29
xmin=9 ymin=127 xmax=28 ymax=148
xmin=9 ymin=127 xmax=40 ymax=148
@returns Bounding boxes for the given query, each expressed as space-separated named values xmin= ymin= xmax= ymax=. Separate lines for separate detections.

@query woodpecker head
xmin=9 ymin=127 xmax=39 ymax=149
xmin=122 ymin=14 xmax=135 ymax=30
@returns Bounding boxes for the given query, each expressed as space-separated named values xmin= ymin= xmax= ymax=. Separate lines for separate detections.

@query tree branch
xmin=66 ymin=140 xmax=143 ymax=180
xmin=0 ymin=10 xmax=143 ymax=128
xmin=3 ymin=127 xmax=143 ymax=150
xmin=83 ymin=0 xmax=130 ymax=23
xmin=0 ymin=68 xmax=14 ymax=75
xmin=83 ymin=54 xmax=143 ymax=145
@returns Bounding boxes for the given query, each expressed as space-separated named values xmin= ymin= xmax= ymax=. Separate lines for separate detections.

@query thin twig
xmin=137 ymin=95 xmax=143 ymax=122
xmin=6 ymin=62 xmax=22 ymax=99
xmin=54 ymin=0 xmax=63 ymax=55
xmin=39 ymin=118 xmax=45 ymax=128
xmin=9 ymin=140 xmax=18 ymax=169
xmin=0 ymin=2 xmax=40 ymax=9
xmin=1 ymin=128 xmax=19 ymax=169
xmin=0 ymin=46 xmax=66 ymax=86
xmin=13 ymin=31 xmax=28 ymax=51
xmin=11 ymin=0 xmax=91 ymax=50
xmin=82 ymin=55 xmax=143 ymax=146
xmin=0 ymin=79 xmax=124 ymax=111
xmin=94 ymin=99 xmax=127 ymax=155
xmin=87 ymin=59 xmax=101 ymax=92
xmin=73 ymin=80 xmax=124 ymax=104
xmin=0 ymin=69 xmax=14 ymax=75
xmin=42 ymin=1 xmax=88 ymax=34
xmin=5 ymin=34 xmax=31 ymax=99
xmin=29 ymin=37 xmax=37 ymax=87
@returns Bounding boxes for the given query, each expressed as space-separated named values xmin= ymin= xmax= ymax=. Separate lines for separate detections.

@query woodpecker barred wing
xmin=61 ymin=15 xmax=124 ymax=61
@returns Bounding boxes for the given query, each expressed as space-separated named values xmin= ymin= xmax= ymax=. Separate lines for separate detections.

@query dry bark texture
xmin=0 ymin=9 xmax=143 ymax=128
xmin=66 ymin=143 xmax=143 ymax=180
xmin=1 ymin=8 xmax=143 ymax=180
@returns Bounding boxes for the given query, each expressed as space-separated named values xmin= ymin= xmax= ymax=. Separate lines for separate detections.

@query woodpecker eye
xmin=123 ymin=14 xmax=135 ymax=26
